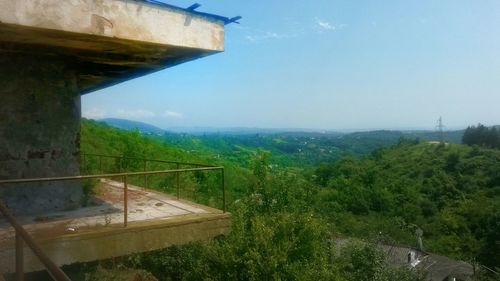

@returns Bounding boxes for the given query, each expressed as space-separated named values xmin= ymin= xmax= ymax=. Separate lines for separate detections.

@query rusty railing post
xmin=16 ymin=231 xmax=24 ymax=281
xmin=118 ymin=156 xmax=123 ymax=183
xmin=99 ymin=155 xmax=103 ymax=174
xmin=221 ymin=168 xmax=226 ymax=213
xmin=123 ymin=175 xmax=128 ymax=228
xmin=118 ymin=156 xmax=122 ymax=173
xmin=0 ymin=201 xmax=72 ymax=281
xmin=82 ymin=153 xmax=86 ymax=175
xmin=144 ymin=160 xmax=147 ymax=189
xmin=176 ymin=163 xmax=180 ymax=200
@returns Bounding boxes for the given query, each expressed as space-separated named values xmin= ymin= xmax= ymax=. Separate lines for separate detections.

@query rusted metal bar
xmin=0 ymin=167 xmax=224 ymax=185
xmin=15 ymin=231 xmax=23 ymax=281
xmin=0 ymin=154 xmax=226 ymax=281
xmin=82 ymin=153 xmax=86 ymax=175
xmin=222 ymin=168 xmax=226 ymax=213
xmin=143 ymin=160 xmax=147 ymax=189
xmin=82 ymin=153 xmax=213 ymax=168
xmin=176 ymin=163 xmax=180 ymax=200
xmin=123 ymin=176 xmax=128 ymax=228
xmin=99 ymin=155 xmax=103 ymax=174
xmin=0 ymin=202 xmax=71 ymax=281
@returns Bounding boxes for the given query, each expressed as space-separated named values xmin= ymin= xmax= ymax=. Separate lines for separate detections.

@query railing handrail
xmin=0 ymin=167 xmax=224 ymax=185
xmin=0 ymin=161 xmax=226 ymax=280
xmin=0 ymin=201 xmax=71 ymax=281
xmin=82 ymin=153 xmax=216 ymax=168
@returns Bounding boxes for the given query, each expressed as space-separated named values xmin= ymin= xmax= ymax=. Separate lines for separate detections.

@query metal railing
xmin=0 ymin=155 xmax=226 ymax=280
xmin=0 ymin=201 xmax=72 ymax=281
xmin=81 ymin=153 xmax=218 ymax=198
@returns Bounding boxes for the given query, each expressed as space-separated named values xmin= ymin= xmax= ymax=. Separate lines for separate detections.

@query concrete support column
xmin=0 ymin=54 xmax=82 ymax=215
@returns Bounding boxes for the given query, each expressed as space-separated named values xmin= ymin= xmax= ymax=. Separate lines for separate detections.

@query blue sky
xmin=82 ymin=0 xmax=500 ymax=131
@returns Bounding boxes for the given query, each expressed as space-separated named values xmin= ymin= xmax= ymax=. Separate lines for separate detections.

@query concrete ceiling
xmin=0 ymin=0 xmax=225 ymax=94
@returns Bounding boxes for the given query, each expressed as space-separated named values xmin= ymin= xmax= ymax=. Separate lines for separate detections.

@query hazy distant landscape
xmin=99 ymin=118 xmax=465 ymax=167
xmin=77 ymin=118 xmax=500 ymax=280
xmin=100 ymin=117 xmax=466 ymax=138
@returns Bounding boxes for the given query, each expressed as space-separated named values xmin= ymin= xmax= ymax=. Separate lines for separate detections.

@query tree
xmin=119 ymin=129 xmax=146 ymax=171
xmin=249 ymin=149 xmax=270 ymax=191
xmin=462 ymin=124 xmax=500 ymax=149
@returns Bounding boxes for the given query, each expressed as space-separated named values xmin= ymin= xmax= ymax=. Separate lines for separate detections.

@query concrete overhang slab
xmin=0 ymin=180 xmax=231 ymax=273
xmin=0 ymin=0 xmax=225 ymax=93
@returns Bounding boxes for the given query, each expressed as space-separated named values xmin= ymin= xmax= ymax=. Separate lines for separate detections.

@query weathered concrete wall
xmin=0 ymin=54 xmax=82 ymax=215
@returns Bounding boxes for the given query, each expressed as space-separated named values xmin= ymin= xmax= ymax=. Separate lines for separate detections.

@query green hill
xmin=99 ymin=118 xmax=166 ymax=135
xmin=79 ymin=119 xmax=498 ymax=279
xmin=97 ymin=118 xmax=465 ymax=169
xmin=313 ymin=141 xmax=500 ymax=267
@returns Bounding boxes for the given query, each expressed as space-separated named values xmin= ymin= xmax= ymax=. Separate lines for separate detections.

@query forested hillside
xmin=79 ymin=119 xmax=498 ymax=280
xmin=463 ymin=124 xmax=500 ymax=149
xmin=313 ymin=140 xmax=500 ymax=267
xmin=100 ymin=118 xmax=165 ymax=135
xmin=99 ymin=118 xmax=464 ymax=168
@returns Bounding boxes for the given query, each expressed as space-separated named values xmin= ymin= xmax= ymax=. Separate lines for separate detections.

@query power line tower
xmin=436 ymin=116 xmax=445 ymax=144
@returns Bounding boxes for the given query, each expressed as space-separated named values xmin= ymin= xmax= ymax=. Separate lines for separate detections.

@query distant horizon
xmin=91 ymin=117 xmax=474 ymax=133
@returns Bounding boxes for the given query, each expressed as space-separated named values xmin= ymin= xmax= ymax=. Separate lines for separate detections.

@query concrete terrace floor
xmin=0 ymin=179 xmax=230 ymax=273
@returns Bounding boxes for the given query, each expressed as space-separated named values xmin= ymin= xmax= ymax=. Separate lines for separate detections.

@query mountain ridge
xmin=97 ymin=117 xmax=466 ymax=139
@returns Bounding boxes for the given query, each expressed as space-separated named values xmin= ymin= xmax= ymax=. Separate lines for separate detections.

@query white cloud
xmin=242 ymin=18 xmax=345 ymax=43
xmin=83 ymin=107 xmax=106 ymax=120
xmin=242 ymin=20 xmax=306 ymax=43
xmin=164 ymin=110 xmax=183 ymax=119
xmin=246 ymin=31 xmax=288 ymax=42
xmin=315 ymin=18 xmax=346 ymax=32
xmin=115 ymin=109 xmax=156 ymax=118
xmin=317 ymin=20 xmax=336 ymax=30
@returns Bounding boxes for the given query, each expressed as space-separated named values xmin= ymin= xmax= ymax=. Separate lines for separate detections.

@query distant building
xmin=335 ymin=239 xmax=474 ymax=281
xmin=381 ymin=244 xmax=473 ymax=281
